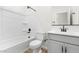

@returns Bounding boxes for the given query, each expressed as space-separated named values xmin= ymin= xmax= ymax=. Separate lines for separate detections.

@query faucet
xmin=60 ymin=25 xmax=67 ymax=32
xmin=27 ymin=28 xmax=32 ymax=38
xmin=27 ymin=28 xmax=31 ymax=33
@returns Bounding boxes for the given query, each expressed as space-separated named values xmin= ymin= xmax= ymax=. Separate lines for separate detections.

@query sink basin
xmin=48 ymin=30 xmax=79 ymax=37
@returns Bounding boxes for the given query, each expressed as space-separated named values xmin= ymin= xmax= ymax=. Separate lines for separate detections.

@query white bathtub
xmin=0 ymin=36 xmax=35 ymax=53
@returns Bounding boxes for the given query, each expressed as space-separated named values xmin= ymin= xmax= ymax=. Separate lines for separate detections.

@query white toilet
xmin=29 ymin=40 xmax=42 ymax=52
xmin=29 ymin=33 xmax=44 ymax=53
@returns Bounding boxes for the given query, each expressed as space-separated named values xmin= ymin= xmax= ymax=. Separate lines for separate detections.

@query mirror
xmin=52 ymin=11 xmax=70 ymax=25
xmin=56 ymin=12 xmax=68 ymax=24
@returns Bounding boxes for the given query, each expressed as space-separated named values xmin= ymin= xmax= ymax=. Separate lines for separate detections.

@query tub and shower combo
xmin=0 ymin=36 xmax=35 ymax=53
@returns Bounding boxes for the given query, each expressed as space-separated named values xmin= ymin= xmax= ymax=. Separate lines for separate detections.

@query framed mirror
xmin=52 ymin=10 xmax=71 ymax=26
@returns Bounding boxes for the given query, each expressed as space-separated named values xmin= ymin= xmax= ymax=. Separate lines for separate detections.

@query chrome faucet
xmin=60 ymin=25 xmax=67 ymax=32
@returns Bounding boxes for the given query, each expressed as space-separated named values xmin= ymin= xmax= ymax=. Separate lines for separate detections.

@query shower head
xmin=27 ymin=6 xmax=36 ymax=12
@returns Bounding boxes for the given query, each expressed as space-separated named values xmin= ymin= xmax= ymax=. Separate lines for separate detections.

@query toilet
xmin=29 ymin=40 xmax=42 ymax=52
xmin=29 ymin=33 xmax=43 ymax=53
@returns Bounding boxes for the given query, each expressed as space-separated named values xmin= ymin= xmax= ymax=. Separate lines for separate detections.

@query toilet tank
xmin=35 ymin=32 xmax=44 ymax=41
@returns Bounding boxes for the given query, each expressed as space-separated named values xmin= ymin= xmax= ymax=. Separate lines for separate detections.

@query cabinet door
xmin=46 ymin=40 xmax=64 ymax=53
xmin=66 ymin=44 xmax=79 ymax=53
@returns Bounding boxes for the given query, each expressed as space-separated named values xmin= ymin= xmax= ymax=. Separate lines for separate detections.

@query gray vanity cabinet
xmin=65 ymin=44 xmax=79 ymax=53
xmin=46 ymin=33 xmax=79 ymax=53
xmin=46 ymin=39 xmax=79 ymax=53
xmin=46 ymin=40 xmax=65 ymax=53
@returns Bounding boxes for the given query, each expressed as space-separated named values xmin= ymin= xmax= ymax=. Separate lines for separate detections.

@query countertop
xmin=48 ymin=30 xmax=79 ymax=38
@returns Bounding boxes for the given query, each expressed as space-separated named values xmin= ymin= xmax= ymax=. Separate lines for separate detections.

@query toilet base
xmin=24 ymin=47 xmax=41 ymax=53
xmin=24 ymin=47 xmax=48 ymax=53
xmin=32 ymin=48 xmax=40 ymax=53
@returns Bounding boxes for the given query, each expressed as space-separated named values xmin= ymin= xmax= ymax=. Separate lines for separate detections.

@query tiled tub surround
xmin=0 ymin=36 xmax=35 ymax=53
xmin=0 ymin=7 xmax=32 ymax=53
xmin=0 ymin=7 xmax=47 ymax=53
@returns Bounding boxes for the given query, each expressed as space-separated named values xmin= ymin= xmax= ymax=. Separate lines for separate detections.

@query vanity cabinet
xmin=46 ymin=33 xmax=79 ymax=53
xmin=46 ymin=40 xmax=65 ymax=53
xmin=65 ymin=44 xmax=79 ymax=53
xmin=46 ymin=39 xmax=79 ymax=53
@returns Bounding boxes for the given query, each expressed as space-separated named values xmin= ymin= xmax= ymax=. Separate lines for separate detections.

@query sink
xmin=48 ymin=30 xmax=79 ymax=37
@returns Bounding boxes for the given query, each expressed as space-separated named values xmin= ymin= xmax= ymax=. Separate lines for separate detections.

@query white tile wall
xmin=66 ymin=26 xmax=79 ymax=32
xmin=0 ymin=7 xmax=26 ymax=40
xmin=1 ymin=6 xmax=26 ymax=15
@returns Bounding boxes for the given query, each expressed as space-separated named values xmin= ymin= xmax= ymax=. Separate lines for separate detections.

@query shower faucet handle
xmin=27 ymin=28 xmax=31 ymax=33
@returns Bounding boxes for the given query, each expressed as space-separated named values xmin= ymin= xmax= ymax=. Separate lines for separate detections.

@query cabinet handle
xmin=65 ymin=47 xmax=67 ymax=53
xmin=62 ymin=46 xmax=63 ymax=53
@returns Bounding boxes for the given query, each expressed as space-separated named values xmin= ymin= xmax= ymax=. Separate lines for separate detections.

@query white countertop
xmin=48 ymin=30 xmax=79 ymax=37
xmin=0 ymin=36 xmax=35 ymax=51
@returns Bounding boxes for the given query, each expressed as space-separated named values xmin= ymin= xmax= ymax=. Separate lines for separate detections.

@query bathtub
xmin=0 ymin=36 xmax=35 ymax=53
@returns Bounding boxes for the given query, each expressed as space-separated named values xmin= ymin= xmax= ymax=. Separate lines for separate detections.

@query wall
xmin=0 ymin=6 xmax=27 ymax=40
xmin=0 ymin=6 xmax=52 ymax=41
xmin=25 ymin=6 xmax=52 ymax=34
xmin=34 ymin=6 xmax=52 ymax=32
xmin=67 ymin=6 xmax=79 ymax=33
xmin=1 ymin=6 xmax=79 ymax=41
xmin=1 ymin=6 xmax=26 ymax=15
xmin=29 ymin=6 xmax=79 ymax=33
xmin=51 ymin=6 xmax=79 ymax=33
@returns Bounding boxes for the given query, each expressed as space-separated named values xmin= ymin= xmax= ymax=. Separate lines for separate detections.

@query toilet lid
xmin=30 ymin=40 xmax=42 ymax=46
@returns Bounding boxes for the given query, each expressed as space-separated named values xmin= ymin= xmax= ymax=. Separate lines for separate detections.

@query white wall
xmin=25 ymin=6 xmax=52 ymax=33
xmin=34 ymin=6 xmax=52 ymax=32
xmin=0 ymin=7 xmax=27 ymax=40
xmin=51 ymin=6 xmax=79 ymax=33
xmin=1 ymin=6 xmax=79 ymax=41
xmin=0 ymin=6 xmax=52 ymax=41
xmin=1 ymin=6 xmax=26 ymax=15
xmin=71 ymin=6 xmax=79 ymax=24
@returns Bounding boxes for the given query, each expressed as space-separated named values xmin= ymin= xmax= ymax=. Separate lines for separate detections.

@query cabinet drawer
xmin=48 ymin=33 xmax=79 ymax=45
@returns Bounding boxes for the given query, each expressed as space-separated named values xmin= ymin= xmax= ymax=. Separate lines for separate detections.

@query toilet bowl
xmin=29 ymin=40 xmax=42 ymax=49
xmin=29 ymin=33 xmax=44 ymax=53
xmin=29 ymin=40 xmax=42 ymax=52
